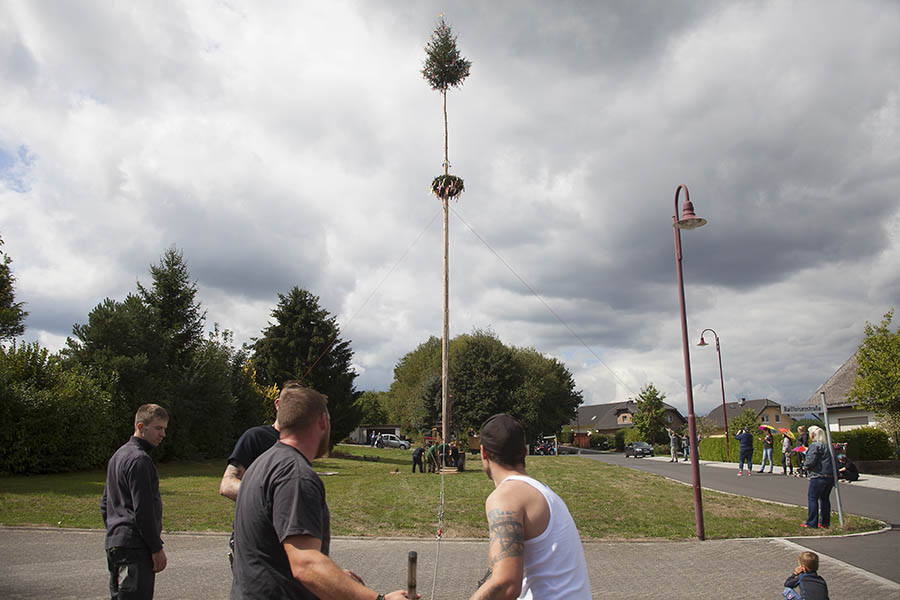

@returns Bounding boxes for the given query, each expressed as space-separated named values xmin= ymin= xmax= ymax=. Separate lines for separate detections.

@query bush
xmin=830 ymin=427 xmax=894 ymax=461
xmin=653 ymin=443 xmax=670 ymax=456
xmin=559 ymin=426 xmax=574 ymax=444
xmin=614 ymin=429 xmax=626 ymax=452
xmin=590 ymin=431 xmax=612 ymax=449
xmin=0 ymin=342 xmax=117 ymax=474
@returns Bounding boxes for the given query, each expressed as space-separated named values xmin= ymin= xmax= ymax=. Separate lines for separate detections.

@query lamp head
xmin=697 ymin=337 xmax=709 ymax=347
xmin=674 ymin=199 xmax=707 ymax=230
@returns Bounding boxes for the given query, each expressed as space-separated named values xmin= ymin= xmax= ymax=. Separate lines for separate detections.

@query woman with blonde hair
xmin=802 ymin=426 xmax=835 ymax=529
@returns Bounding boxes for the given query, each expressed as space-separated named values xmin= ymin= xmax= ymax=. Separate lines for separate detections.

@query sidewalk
xmin=640 ymin=455 xmax=900 ymax=492
xmin=2 ymin=527 xmax=899 ymax=599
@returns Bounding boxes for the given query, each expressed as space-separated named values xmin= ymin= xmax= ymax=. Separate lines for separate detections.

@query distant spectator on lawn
xmin=101 ymin=403 xmax=169 ymax=600
xmin=412 ymin=443 xmax=425 ymax=473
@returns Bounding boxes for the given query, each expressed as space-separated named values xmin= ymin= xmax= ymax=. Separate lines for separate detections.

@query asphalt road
xmin=581 ymin=452 xmax=900 ymax=584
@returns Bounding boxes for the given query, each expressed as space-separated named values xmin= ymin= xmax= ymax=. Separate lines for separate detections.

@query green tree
xmin=385 ymin=336 xmax=441 ymax=430
xmin=355 ymin=390 xmax=389 ymax=425
xmin=0 ymin=341 xmax=114 ymax=474
xmin=251 ymin=287 xmax=359 ymax=448
xmin=450 ymin=329 xmax=522 ymax=435
xmin=138 ymin=246 xmax=205 ymax=368
xmin=632 ymin=384 xmax=667 ymax=444
xmin=510 ymin=346 xmax=582 ymax=443
xmin=0 ymin=234 xmax=28 ymax=341
xmin=728 ymin=408 xmax=760 ymax=434
xmin=849 ymin=310 xmax=900 ymax=424
xmin=67 ymin=294 xmax=162 ymax=442
xmin=413 ymin=374 xmax=442 ymax=434
xmin=695 ymin=416 xmax=718 ymax=438
xmin=66 ymin=248 xmax=243 ymax=460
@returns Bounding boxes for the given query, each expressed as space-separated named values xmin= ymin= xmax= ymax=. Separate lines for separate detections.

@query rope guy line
xmin=300 ymin=207 xmax=442 ymax=383
xmin=449 ymin=204 xmax=639 ymax=399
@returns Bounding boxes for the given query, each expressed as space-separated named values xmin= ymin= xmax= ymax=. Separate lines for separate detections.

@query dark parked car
xmin=624 ymin=441 xmax=654 ymax=458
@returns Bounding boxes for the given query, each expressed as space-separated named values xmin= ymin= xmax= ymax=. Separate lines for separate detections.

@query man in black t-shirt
xmin=220 ymin=394 xmax=283 ymax=501
xmin=230 ymin=385 xmax=410 ymax=600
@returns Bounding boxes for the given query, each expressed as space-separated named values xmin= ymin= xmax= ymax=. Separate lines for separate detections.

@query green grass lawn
xmin=0 ymin=445 xmax=881 ymax=540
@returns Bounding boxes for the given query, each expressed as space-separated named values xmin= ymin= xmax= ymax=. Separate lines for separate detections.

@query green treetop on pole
xmin=422 ymin=16 xmax=471 ymax=199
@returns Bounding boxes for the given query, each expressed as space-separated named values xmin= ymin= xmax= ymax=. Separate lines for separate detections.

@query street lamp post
xmin=698 ymin=328 xmax=729 ymax=457
xmin=672 ymin=184 xmax=706 ymax=541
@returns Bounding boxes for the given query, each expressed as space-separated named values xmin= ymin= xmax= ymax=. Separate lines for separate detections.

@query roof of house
xmin=705 ymin=398 xmax=782 ymax=428
xmin=570 ymin=400 xmax=684 ymax=429
xmin=805 ymin=352 xmax=858 ymax=407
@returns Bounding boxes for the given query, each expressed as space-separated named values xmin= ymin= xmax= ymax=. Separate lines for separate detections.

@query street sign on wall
xmin=780 ymin=405 xmax=820 ymax=417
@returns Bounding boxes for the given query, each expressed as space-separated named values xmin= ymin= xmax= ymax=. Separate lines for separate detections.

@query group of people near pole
xmin=100 ymin=382 xmax=591 ymax=599
xmin=412 ymin=440 xmax=464 ymax=473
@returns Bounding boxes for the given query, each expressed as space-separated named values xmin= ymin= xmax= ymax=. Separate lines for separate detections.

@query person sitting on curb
xmin=837 ymin=454 xmax=859 ymax=482
xmin=783 ymin=551 xmax=829 ymax=600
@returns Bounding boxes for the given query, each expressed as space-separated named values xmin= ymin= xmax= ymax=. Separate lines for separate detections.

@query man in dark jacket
xmin=734 ymin=428 xmax=755 ymax=476
xmin=412 ymin=443 xmax=425 ymax=473
xmin=101 ymin=404 xmax=169 ymax=599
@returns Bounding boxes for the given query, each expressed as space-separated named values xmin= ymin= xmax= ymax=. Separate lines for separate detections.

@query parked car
xmin=624 ymin=441 xmax=654 ymax=458
xmin=376 ymin=433 xmax=410 ymax=450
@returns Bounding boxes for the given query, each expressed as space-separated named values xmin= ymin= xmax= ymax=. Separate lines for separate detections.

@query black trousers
xmin=107 ymin=546 xmax=155 ymax=600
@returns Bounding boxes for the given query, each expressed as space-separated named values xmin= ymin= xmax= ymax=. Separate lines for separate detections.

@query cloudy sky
xmin=3 ymin=1 xmax=899 ymax=416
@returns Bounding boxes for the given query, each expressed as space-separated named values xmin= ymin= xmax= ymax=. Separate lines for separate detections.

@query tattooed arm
xmin=470 ymin=493 xmax=524 ymax=600
xmin=219 ymin=463 xmax=246 ymax=501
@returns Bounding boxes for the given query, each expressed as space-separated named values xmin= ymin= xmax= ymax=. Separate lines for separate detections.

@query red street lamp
xmin=672 ymin=184 xmax=706 ymax=541
xmin=698 ymin=328 xmax=729 ymax=457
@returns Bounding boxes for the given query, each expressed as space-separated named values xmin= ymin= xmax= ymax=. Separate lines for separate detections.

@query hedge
xmin=699 ymin=427 xmax=894 ymax=463
xmin=830 ymin=427 xmax=893 ymax=461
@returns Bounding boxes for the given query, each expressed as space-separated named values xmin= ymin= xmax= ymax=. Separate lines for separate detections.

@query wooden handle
xmin=407 ymin=551 xmax=417 ymax=599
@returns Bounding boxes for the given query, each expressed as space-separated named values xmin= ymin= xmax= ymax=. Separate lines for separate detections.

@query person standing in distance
xmin=470 ymin=414 xmax=590 ymax=600
xmin=101 ymin=404 xmax=169 ymax=600
xmin=230 ymin=385 xmax=413 ymax=600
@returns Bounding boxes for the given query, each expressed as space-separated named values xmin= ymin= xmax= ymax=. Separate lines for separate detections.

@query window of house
xmin=666 ymin=414 xmax=672 ymax=423
xmin=775 ymin=414 xmax=781 ymax=423
xmin=761 ymin=415 xmax=769 ymax=423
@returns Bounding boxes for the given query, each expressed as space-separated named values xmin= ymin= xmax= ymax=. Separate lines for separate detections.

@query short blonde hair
xmin=277 ymin=384 xmax=328 ymax=433
xmin=134 ymin=404 xmax=168 ymax=429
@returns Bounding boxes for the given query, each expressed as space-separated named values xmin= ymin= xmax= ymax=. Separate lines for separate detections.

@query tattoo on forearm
xmin=477 ymin=568 xmax=492 ymax=588
xmin=486 ymin=509 xmax=524 ymax=566
xmin=226 ymin=464 xmax=246 ymax=480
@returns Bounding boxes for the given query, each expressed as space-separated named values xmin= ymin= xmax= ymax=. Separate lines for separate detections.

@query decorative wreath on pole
xmin=430 ymin=174 xmax=465 ymax=201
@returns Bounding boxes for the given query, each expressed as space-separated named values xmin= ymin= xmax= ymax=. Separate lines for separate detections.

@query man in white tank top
xmin=470 ymin=414 xmax=591 ymax=600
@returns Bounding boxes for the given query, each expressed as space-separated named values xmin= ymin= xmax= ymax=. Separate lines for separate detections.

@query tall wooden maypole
xmin=422 ymin=17 xmax=471 ymax=449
